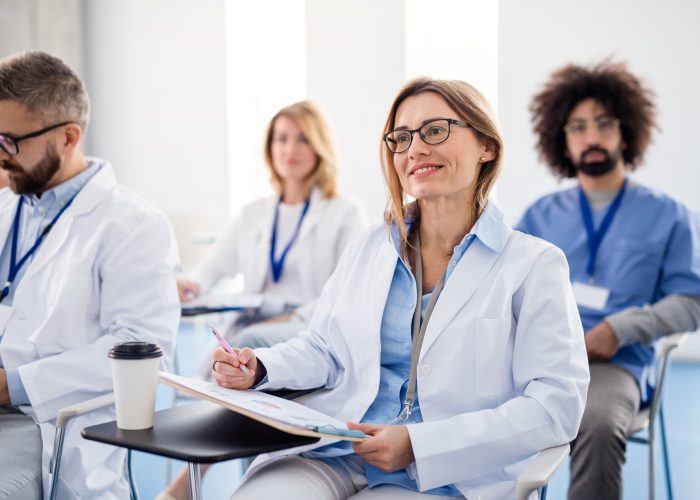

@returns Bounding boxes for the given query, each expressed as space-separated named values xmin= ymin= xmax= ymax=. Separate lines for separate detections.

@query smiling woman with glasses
xmin=208 ymin=77 xmax=589 ymax=500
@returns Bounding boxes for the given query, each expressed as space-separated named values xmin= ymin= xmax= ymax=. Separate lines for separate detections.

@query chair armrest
xmin=56 ymin=393 xmax=115 ymax=429
xmin=515 ymin=443 xmax=570 ymax=500
xmin=658 ymin=332 xmax=687 ymax=357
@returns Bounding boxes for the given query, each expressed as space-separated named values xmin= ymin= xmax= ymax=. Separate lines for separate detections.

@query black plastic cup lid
xmin=108 ymin=342 xmax=163 ymax=360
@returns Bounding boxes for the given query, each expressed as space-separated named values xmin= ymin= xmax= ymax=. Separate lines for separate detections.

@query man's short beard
xmin=576 ymin=146 xmax=622 ymax=177
xmin=1 ymin=145 xmax=61 ymax=196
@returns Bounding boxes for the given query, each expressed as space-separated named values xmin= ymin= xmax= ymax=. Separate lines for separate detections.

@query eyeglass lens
xmin=385 ymin=119 xmax=452 ymax=153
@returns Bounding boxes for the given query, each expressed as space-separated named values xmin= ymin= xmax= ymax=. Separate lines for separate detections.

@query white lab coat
xmin=190 ymin=187 xmax=366 ymax=321
xmin=0 ymin=161 xmax=180 ymax=499
xmin=251 ymin=208 xmax=589 ymax=500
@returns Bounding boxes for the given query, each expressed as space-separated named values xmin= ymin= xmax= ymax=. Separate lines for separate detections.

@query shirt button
xmin=408 ymin=303 xmax=414 ymax=309
xmin=450 ymin=260 xmax=456 ymax=267
xmin=37 ymin=206 xmax=45 ymax=214
xmin=421 ymin=364 xmax=431 ymax=375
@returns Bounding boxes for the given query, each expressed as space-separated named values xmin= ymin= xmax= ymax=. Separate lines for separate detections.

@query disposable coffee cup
xmin=108 ymin=342 xmax=163 ymax=430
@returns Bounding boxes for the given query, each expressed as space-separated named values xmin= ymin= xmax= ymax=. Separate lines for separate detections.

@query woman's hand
xmin=177 ymin=279 xmax=200 ymax=303
xmin=348 ymin=422 xmax=415 ymax=472
xmin=212 ymin=347 xmax=260 ymax=389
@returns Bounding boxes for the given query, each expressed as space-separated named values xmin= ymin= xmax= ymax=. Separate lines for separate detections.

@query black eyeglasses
xmin=384 ymin=118 xmax=471 ymax=153
xmin=0 ymin=121 xmax=75 ymax=156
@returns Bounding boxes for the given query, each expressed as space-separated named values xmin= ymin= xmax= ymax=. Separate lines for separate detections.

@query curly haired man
xmin=517 ymin=60 xmax=700 ymax=500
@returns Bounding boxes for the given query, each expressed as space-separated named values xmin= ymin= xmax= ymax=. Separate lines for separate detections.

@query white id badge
xmin=0 ymin=304 xmax=13 ymax=337
xmin=572 ymin=281 xmax=610 ymax=310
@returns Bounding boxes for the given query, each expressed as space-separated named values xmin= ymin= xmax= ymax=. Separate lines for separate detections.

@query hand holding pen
xmin=209 ymin=324 xmax=259 ymax=389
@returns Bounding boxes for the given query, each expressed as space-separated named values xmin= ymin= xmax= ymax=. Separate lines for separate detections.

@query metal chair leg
xmin=48 ymin=427 xmax=67 ymax=500
xmin=127 ymin=449 xmax=140 ymax=500
xmin=649 ymin=422 xmax=655 ymax=500
xmin=188 ymin=462 xmax=202 ymax=500
xmin=659 ymin=405 xmax=673 ymax=500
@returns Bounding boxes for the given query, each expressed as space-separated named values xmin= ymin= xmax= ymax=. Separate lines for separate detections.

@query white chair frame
xmin=626 ymin=332 xmax=687 ymax=500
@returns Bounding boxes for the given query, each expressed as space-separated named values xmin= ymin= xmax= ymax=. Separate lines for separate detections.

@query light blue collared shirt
xmin=306 ymin=202 xmax=504 ymax=496
xmin=517 ymin=183 xmax=700 ymax=401
xmin=0 ymin=161 xmax=102 ymax=406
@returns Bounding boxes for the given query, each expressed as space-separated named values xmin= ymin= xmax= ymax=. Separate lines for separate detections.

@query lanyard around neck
xmin=398 ymin=230 xmax=448 ymax=422
xmin=269 ymin=197 xmax=311 ymax=283
xmin=578 ymin=178 xmax=628 ymax=279
xmin=1 ymin=195 xmax=77 ymax=302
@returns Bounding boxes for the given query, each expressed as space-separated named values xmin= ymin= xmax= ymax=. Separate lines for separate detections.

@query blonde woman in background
xmin=159 ymin=101 xmax=366 ymax=500
xmin=180 ymin=100 xmax=366 ymax=349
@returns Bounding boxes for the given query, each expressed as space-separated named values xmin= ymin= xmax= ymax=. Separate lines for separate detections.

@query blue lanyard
xmin=269 ymin=197 xmax=310 ymax=283
xmin=578 ymin=178 xmax=628 ymax=278
xmin=1 ymin=195 xmax=78 ymax=302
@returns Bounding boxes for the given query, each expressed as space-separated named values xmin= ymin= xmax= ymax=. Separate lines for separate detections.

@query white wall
xmin=83 ymin=0 xmax=228 ymax=269
xmin=0 ymin=0 xmax=83 ymax=74
xmin=497 ymin=0 xmax=700 ymax=357
xmin=225 ymin=0 xmax=306 ymax=216
xmin=305 ymin=0 xmax=406 ymax=223
xmin=497 ymin=0 xmax=700 ymax=223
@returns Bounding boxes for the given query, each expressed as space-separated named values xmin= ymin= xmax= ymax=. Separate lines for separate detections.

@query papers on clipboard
xmin=158 ymin=372 xmax=368 ymax=442
xmin=181 ymin=292 xmax=264 ymax=316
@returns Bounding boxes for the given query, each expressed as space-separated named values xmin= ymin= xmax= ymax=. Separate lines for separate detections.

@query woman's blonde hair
xmin=264 ymin=101 xmax=338 ymax=198
xmin=380 ymin=77 xmax=504 ymax=250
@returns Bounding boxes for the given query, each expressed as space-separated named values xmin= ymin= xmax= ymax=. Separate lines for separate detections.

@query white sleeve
xmin=294 ymin=199 xmax=368 ymax=322
xmin=189 ymin=212 xmax=244 ymax=291
xmin=254 ymin=229 xmax=369 ymax=390
xmin=19 ymin=212 xmax=181 ymax=423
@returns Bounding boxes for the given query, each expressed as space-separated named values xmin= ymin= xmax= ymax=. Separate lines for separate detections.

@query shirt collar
xmin=21 ymin=161 xmax=102 ymax=209
xmin=389 ymin=199 xmax=504 ymax=256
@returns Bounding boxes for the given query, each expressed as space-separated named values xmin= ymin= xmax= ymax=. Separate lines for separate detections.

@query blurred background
xmin=1 ymin=1 xmax=698 ymax=498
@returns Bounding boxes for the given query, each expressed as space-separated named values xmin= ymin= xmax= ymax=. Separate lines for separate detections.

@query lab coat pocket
xmin=474 ymin=317 xmax=514 ymax=396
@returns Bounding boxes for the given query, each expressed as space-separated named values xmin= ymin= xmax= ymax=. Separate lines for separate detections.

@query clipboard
xmin=181 ymin=305 xmax=247 ymax=316
xmin=158 ymin=372 xmax=368 ymax=442
xmin=181 ymin=292 xmax=265 ymax=317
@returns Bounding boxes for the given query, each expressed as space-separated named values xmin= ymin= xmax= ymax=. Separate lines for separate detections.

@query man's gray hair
xmin=0 ymin=51 xmax=90 ymax=131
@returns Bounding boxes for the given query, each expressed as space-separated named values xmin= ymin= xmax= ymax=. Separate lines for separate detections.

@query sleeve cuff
xmin=6 ymin=367 xmax=30 ymax=406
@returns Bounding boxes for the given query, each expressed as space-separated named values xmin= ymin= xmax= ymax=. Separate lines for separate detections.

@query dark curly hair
xmin=530 ymin=60 xmax=657 ymax=178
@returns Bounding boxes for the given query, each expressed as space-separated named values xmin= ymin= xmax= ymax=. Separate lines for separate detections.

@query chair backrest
xmin=628 ymin=333 xmax=687 ymax=435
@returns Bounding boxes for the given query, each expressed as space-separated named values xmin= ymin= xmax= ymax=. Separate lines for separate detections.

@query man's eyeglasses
xmin=563 ymin=116 xmax=620 ymax=138
xmin=384 ymin=118 xmax=471 ymax=153
xmin=0 ymin=121 xmax=75 ymax=156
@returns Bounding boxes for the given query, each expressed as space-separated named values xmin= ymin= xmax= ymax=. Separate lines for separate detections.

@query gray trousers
xmin=0 ymin=406 xmax=43 ymax=499
xmin=232 ymin=455 xmax=463 ymax=500
xmin=569 ymin=362 xmax=641 ymax=500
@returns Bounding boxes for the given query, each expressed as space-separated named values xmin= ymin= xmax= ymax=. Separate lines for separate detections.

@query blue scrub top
xmin=517 ymin=182 xmax=700 ymax=399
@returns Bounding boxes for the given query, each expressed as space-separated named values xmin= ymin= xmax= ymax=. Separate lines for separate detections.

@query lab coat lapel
xmin=371 ymin=237 xmax=399 ymax=327
xmin=418 ymin=232 xmax=507 ymax=360
xmin=250 ymin=197 xmax=277 ymax=291
xmin=0 ymin=193 xmax=16 ymax=249
xmin=21 ymin=165 xmax=116 ymax=283
xmin=296 ymin=187 xmax=324 ymax=241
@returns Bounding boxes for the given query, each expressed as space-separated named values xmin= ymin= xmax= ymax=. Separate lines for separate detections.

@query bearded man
xmin=0 ymin=51 xmax=180 ymax=499
xmin=516 ymin=60 xmax=700 ymax=500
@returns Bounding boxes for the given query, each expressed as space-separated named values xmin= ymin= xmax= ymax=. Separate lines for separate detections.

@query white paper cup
xmin=108 ymin=342 xmax=163 ymax=430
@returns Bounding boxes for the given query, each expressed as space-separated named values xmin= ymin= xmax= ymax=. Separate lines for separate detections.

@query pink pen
xmin=209 ymin=323 xmax=250 ymax=375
